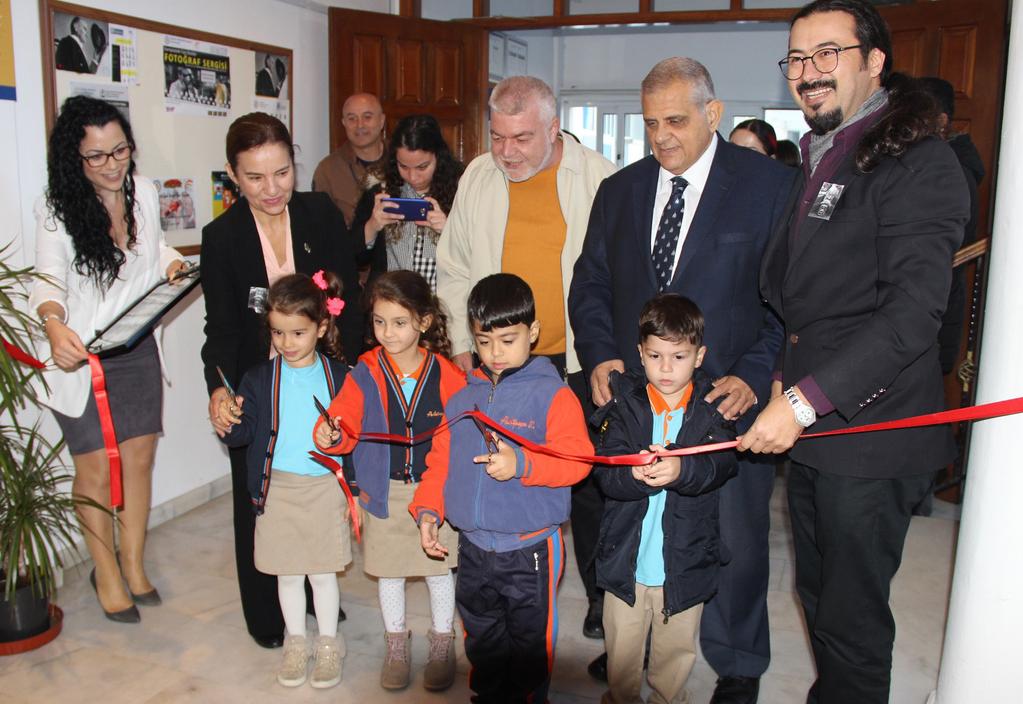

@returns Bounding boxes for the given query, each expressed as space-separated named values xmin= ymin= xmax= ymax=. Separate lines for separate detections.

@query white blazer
xmin=29 ymin=176 xmax=181 ymax=417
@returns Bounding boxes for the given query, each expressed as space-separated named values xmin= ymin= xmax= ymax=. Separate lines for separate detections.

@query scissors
xmin=472 ymin=404 xmax=499 ymax=454
xmin=314 ymin=395 xmax=338 ymax=432
xmin=216 ymin=365 xmax=236 ymax=398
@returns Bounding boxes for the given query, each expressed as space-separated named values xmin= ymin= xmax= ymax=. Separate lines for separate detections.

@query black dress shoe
xmin=89 ymin=569 xmax=141 ymax=624
xmin=130 ymin=587 xmax=162 ymax=606
xmin=587 ymin=652 xmax=608 ymax=682
xmin=709 ymin=676 xmax=760 ymax=704
xmin=251 ymin=633 xmax=285 ymax=649
xmin=583 ymin=598 xmax=604 ymax=639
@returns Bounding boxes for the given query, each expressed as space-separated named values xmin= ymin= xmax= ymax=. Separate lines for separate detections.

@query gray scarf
xmin=808 ymin=88 xmax=888 ymax=175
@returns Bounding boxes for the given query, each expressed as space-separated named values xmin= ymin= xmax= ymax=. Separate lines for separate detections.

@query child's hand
xmin=217 ymin=394 xmax=244 ymax=433
xmin=632 ymin=449 xmax=652 ymax=482
xmin=314 ymin=417 xmax=342 ymax=449
xmin=419 ymin=515 xmax=449 ymax=557
xmin=641 ymin=444 xmax=681 ymax=487
xmin=473 ymin=437 xmax=517 ymax=481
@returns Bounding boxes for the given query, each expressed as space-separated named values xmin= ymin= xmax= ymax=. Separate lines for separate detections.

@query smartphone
xmin=382 ymin=197 xmax=433 ymax=220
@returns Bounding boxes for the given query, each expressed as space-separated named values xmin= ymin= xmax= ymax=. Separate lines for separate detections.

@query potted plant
xmin=0 ymin=243 xmax=107 ymax=653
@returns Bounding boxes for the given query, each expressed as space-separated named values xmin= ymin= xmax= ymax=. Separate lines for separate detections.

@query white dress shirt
xmin=649 ymin=135 xmax=718 ymax=280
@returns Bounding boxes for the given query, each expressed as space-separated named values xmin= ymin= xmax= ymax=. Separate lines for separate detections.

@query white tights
xmin=378 ymin=570 xmax=455 ymax=634
xmin=278 ymin=573 xmax=340 ymax=638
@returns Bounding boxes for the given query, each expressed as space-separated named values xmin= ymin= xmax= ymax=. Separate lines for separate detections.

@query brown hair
xmin=225 ymin=112 xmax=295 ymax=169
xmin=266 ymin=272 xmax=345 ymax=361
xmin=638 ymin=294 xmax=704 ymax=346
xmin=364 ymin=270 xmax=452 ymax=358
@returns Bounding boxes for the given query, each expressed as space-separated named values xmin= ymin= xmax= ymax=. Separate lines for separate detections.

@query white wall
xmin=7 ymin=0 xmax=386 ymax=517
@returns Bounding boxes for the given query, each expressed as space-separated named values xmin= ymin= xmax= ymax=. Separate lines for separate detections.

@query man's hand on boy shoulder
xmin=473 ymin=437 xmax=517 ymax=481
xmin=419 ymin=514 xmax=449 ymax=557
xmin=635 ymin=446 xmax=681 ymax=487
xmin=704 ymin=375 xmax=757 ymax=421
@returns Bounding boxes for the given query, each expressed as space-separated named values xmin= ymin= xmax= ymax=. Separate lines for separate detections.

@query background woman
xmin=728 ymin=118 xmax=778 ymax=158
xmin=200 ymin=112 xmax=362 ymax=648
xmin=30 ymin=95 xmax=185 ymax=623
xmin=351 ymin=114 xmax=464 ymax=291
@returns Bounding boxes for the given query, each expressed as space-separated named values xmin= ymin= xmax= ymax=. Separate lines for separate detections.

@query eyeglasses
xmin=80 ymin=144 xmax=133 ymax=168
xmin=778 ymin=45 xmax=862 ymax=81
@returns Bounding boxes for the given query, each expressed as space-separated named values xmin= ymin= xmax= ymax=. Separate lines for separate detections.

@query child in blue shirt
xmin=218 ymin=271 xmax=350 ymax=690
xmin=593 ymin=294 xmax=738 ymax=704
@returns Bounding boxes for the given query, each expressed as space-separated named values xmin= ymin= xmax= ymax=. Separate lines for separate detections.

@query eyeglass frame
xmin=778 ymin=44 xmax=863 ymax=81
xmin=79 ymin=143 xmax=134 ymax=168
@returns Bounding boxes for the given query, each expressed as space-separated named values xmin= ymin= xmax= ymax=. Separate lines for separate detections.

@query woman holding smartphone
xmin=351 ymin=114 xmax=464 ymax=292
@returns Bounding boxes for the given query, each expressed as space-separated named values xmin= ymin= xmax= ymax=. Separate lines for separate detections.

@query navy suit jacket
xmin=569 ymin=136 xmax=795 ymax=429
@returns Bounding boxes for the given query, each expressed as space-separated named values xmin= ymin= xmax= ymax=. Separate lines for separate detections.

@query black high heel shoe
xmin=89 ymin=568 xmax=141 ymax=623
xmin=130 ymin=587 xmax=162 ymax=606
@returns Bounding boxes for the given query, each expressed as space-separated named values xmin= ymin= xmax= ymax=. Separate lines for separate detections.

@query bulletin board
xmin=40 ymin=1 xmax=293 ymax=254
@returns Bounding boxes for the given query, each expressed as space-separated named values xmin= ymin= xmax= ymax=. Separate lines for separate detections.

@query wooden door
xmin=882 ymin=0 xmax=1008 ymax=242
xmin=327 ymin=8 xmax=489 ymax=163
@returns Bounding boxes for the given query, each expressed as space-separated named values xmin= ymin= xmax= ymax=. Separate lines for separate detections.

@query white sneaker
xmin=310 ymin=634 xmax=344 ymax=689
xmin=276 ymin=634 xmax=309 ymax=687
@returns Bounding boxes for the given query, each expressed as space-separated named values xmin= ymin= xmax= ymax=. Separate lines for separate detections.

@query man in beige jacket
xmin=436 ymin=75 xmax=616 ymax=639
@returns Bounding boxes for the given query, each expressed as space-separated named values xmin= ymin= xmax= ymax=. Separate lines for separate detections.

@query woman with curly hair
xmin=30 ymin=95 xmax=186 ymax=623
xmin=351 ymin=114 xmax=465 ymax=291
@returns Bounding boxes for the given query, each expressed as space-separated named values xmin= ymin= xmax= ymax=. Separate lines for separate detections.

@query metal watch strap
xmin=784 ymin=386 xmax=816 ymax=428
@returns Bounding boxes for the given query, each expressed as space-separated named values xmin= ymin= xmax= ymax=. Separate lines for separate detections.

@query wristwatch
xmin=784 ymin=387 xmax=816 ymax=428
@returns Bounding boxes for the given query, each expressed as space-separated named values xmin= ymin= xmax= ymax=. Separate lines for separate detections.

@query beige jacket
xmin=437 ymin=134 xmax=617 ymax=374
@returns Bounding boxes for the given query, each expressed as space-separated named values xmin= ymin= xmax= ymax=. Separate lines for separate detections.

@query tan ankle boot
xmin=423 ymin=629 xmax=456 ymax=691
xmin=381 ymin=630 xmax=411 ymax=690
xmin=310 ymin=634 xmax=344 ymax=689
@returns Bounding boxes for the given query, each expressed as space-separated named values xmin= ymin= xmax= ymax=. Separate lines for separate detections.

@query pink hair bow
xmin=326 ymin=297 xmax=345 ymax=316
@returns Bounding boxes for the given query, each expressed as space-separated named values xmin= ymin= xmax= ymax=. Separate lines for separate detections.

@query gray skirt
xmin=255 ymin=470 xmax=353 ymax=576
xmin=52 ymin=334 xmax=163 ymax=455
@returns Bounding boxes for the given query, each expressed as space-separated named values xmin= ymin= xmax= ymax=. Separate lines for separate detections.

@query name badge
xmin=808 ymin=182 xmax=845 ymax=220
xmin=248 ymin=286 xmax=268 ymax=314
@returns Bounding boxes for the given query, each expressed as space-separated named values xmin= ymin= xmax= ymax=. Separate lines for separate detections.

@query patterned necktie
xmin=651 ymin=175 xmax=688 ymax=291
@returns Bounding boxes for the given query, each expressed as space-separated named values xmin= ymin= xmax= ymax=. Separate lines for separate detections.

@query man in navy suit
xmin=569 ymin=57 xmax=795 ymax=704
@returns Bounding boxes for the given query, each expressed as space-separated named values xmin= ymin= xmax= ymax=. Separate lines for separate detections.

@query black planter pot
xmin=0 ymin=579 xmax=51 ymax=643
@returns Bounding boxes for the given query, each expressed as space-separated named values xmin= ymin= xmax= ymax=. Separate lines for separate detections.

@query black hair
xmin=467 ymin=273 xmax=535 ymax=331
xmin=266 ymin=271 xmax=345 ymax=362
xmin=638 ymin=294 xmax=704 ymax=347
xmin=45 ymin=95 xmax=138 ymax=290
xmin=791 ymin=0 xmax=894 ymax=86
xmin=775 ymin=139 xmax=802 ymax=168
xmin=918 ymin=76 xmax=955 ymax=119
xmin=731 ymin=119 xmax=778 ymax=157
xmin=855 ymin=72 xmax=943 ymax=172
xmin=364 ymin=270 xmax=452 ymax=358
xmin=378 ymin=114 xmax=464 ymax=214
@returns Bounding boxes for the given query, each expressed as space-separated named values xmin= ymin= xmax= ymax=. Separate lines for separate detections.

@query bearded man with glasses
xmin=741 ymin=2 xmax=969 ymax=702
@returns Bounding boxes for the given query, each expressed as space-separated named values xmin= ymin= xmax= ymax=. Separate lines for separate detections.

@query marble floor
xmin=0 ymin=476 xmax=959 ymax=703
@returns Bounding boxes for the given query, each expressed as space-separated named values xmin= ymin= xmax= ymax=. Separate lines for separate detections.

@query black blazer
xmin=200 ymin=191 xmax=364 ymax=394
xmin=760 ymin=136 xmax=968 ymax=477
xmin=570 ymin=136 xmax=796 ymax=427
xmin=593 ymin=368 xmax=737 ymax=616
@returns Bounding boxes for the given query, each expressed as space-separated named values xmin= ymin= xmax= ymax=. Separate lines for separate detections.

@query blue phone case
xmin=382 ymin=197 xmax=433 ymax=220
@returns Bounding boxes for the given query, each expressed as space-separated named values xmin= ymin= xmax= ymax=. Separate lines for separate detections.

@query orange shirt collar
xmin=382 ymin=347 xmax=428 ymax=381
xmin=646 ymin=381 xmax=693 ymax=415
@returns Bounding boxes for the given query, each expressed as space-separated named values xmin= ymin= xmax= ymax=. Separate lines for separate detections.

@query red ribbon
xmin=88 ymin=354 xmax=123 ymax=508
xmin=1 ymin=337 xmax=46 ymax=369
xmin=308 ymin=451 xmax=362 ymax=542
xmin=323 ymin=396 xmax=1023 ymax=467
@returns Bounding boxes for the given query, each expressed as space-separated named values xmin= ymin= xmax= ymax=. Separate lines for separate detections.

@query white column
xmin=931 ymin=3 xmax=1023 ymax=701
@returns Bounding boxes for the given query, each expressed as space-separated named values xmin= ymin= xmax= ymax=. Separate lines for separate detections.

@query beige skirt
xmin=255 ymin=470 xmax=353 ymax=575
xmin=362 ymin=479 xmax=458 ymax=578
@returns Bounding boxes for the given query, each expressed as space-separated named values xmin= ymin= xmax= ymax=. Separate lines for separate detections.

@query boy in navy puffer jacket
xmin=410 ymin=274 xmax=593 ymax=703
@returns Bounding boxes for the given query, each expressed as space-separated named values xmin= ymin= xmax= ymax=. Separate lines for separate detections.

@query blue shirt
xmin=272 ymin=362 xmax=331 ymax=476
xmin=635 ymin=384 xmax=690 ymax=587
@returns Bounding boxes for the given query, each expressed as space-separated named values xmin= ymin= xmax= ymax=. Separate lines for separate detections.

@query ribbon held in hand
xmin=308 ymin=451 xmax=362 ymax=542
xmin=88 ymin=354 xmax=123 ymax=508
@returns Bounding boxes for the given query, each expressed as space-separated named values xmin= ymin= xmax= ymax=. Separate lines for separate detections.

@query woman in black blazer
xmin=200 ymin=112 xmax=362 ymax=647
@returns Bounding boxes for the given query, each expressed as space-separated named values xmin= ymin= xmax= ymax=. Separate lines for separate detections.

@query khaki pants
xmin=601 ymin=584 xmax=703 ymax=704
